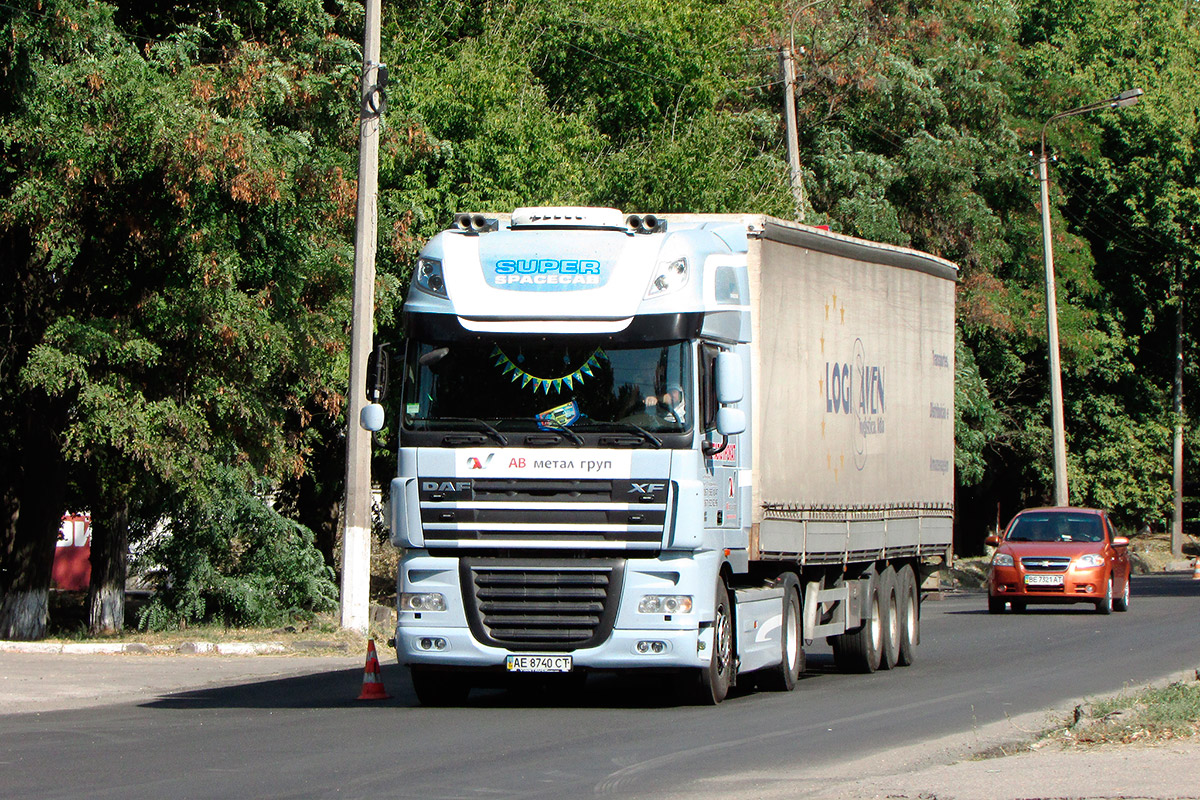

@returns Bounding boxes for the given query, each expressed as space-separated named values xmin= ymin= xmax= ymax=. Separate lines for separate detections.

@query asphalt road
xmin=3 ymin=574 xmax=1199 ymax=800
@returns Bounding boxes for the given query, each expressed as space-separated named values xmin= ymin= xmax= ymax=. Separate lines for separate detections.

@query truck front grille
xmin=461 ymin=558 xmax=624 ymax=652
xmin=421 ymin=478 xmax=668 ymax=550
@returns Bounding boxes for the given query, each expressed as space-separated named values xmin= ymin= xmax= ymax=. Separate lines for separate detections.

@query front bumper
xmin=395 ymin=551 xmax=722 ymax=670
xmin=989 ymin=565 xmax=1108 ymax=601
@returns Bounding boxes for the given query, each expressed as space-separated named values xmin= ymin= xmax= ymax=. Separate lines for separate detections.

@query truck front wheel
xmin=693 ymin=577 xmax=734 ymax=704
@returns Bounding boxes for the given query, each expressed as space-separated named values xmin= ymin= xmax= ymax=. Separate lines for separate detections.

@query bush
xmin=137 ymin=472 xmax=338 ymax=631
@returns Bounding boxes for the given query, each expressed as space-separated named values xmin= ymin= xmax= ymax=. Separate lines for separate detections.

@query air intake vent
xmin=461 ymin=558 xmax=625 ymax=651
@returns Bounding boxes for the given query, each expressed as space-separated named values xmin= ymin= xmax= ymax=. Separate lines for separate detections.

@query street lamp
xmin=1038 ymin=87 xmax=1142 ymax=507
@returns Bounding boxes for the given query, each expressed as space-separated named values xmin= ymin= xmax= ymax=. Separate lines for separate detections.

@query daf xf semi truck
xmin=373 ymin=207 xmax=956 ymax=705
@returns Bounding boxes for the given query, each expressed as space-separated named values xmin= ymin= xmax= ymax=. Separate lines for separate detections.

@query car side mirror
xmin=1111 ymin=536 xmax=1129 ymax=548
xmin=984 ymin=534 xmax=1000 ymax=547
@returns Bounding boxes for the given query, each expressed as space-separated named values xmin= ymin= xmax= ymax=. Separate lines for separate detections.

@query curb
xmin=0 ymin=639 xmax=352 ymax=656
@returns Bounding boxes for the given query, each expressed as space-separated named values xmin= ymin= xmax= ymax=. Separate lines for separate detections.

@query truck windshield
xmin=403 ymin=339 xmax=692 ymax=434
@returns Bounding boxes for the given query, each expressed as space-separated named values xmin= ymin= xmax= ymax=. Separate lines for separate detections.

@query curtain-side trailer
xmin=371 ymin=207 xmax=956 ymax=705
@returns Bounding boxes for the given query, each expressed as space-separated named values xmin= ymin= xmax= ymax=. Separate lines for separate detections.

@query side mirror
xmin=984 ymin=535 xmax=1000 ymax=547
xmin=716 ymin=350 xmax=743 ymax=404
xmin=716 ymin=407 xmax=746 ymax=436
xmin=1111 ymin=536 xmax=1129 ymax=548
xmin=360 ymin=403 xmax=385 ymax=432
xmin=367 ymin=342 xmax=392 ymax=402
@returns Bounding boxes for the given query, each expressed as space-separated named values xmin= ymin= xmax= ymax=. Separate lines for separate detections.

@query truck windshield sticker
xmin=493 ymin=346 xmax=604 ymax=394
xmin=536 ymin=400 xmax=580 ymax=429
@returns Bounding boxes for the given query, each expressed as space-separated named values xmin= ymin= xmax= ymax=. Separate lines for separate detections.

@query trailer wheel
xmin=877 ymin=566 xmax=900 ymax=671
xmin=832 ymin=572 xmax=881 ymax=674
xmin=896 ymin=564 xmax=919 ymax=666
xmin=694 ymin=577 xmax=734 ymax=704
xmin=411 ymin=667 xmax=470 ymax=707
xmin=760 ymin=575 xmax=803 ymax=691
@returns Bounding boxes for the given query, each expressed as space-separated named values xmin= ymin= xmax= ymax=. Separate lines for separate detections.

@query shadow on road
xmin=137 ymin=649 xmax=848 ymax=713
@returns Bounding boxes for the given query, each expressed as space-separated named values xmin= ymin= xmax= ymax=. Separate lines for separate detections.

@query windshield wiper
xmin=435 ymin=417 xmax=508 ymax=446
xmin=536 ymin=422 xmax=584 ymax=446
xmin=595 ymin=421 xmax=662 ymax=449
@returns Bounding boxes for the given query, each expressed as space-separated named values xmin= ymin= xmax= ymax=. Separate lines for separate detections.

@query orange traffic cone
xmin=1192 ymin=559 xmax=1200 ymax=581
xmin=357 ymin=639 xmax=391 ymax=700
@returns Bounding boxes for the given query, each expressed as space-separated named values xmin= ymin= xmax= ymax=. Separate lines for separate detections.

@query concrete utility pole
xmin=1036 ymin=87 xmax=1143 ymax=508
xmin=1172 ymin=287 xmax=1184 ymax=557
xmin=341 ymin=0 xmax=383 ymax=634
xmin=779 ymin=46 xmax=805 ymax=222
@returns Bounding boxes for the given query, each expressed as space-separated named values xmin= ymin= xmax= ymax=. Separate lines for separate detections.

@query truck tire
xmin=760 ymin=574 xmax=803 ymax=691
xmin=896 ymin=564 xmax=919 ymax=667
xmin=411 ymin=667 xmax=470 ymax=707
xmin=877 ymin=565 xmax=900 ymax=671
xmin=694 ymin=577 xmax=734 ymax=704
xmin=832 ymin=572 xmax=881 ymax=674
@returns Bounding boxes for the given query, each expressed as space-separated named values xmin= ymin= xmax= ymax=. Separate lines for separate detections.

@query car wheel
xmin=1095 ymin=575 xmax=1114 ymax=615
xmin=988 ymin=595 xmax=1006 ymax=614
xmin=1114 ymin=572 xmax=1130 ymax=612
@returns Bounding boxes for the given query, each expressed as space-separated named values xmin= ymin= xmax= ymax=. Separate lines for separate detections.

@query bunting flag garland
xmin=492 ymin=346 xmax=605 ymax=394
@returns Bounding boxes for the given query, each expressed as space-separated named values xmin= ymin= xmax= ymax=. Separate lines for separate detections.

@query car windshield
xmin=1006 ymin=513 xmax=1104 ymax=543
xmin=403 ymin=338 xmax=692 ymax=434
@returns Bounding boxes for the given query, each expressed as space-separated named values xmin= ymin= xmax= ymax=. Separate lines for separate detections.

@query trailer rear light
xmin=636 ymin=640 xmax=667 ymax=654
xmin=401 ymin=592 xmax=447 ymax=612
xmin=638 ymin=595 xmax=693 ymax=614
xmin=417 ymin=637 xmax=447 ymax=651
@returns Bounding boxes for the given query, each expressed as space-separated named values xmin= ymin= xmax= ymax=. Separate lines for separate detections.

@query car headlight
xmin=400 ymin=592 xmax=447 ymax=612
xmin=638 ymin=595 xmax=693 ymax=614
xmin=991 ymin=553 xmax=1014 ymax=567
xmin=1075 ymin=554 xmax=1105 ymax=569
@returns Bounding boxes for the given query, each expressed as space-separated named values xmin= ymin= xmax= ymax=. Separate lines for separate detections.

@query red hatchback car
xmin=986 ymin=507 xmax=1131 ymax=614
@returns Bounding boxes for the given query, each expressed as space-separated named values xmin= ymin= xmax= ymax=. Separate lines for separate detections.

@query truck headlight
xmin=1075 ymin=554 xmax=1105 ymax=569
xmin=414 ymin=257 xmax=447 ymax=298
xmin=638 ymin=595 xmax=693 ymax=614
xmin=991 ymin=553 xmax=1014 ymax=567
xmin=400 ymin=592 xmax=447 ymax=612
xmin=644 ymin=257 xmax=689 ymax=299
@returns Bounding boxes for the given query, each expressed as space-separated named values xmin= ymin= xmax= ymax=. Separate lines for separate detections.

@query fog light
xmin=636 ymin=640 xmax=666 ymax=655
xmin=417 ymin=637 xmax=447 ymax=651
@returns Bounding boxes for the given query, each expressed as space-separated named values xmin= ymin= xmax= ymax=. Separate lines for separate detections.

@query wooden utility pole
xmin=341 ymin=0 xmax=382 ymax=633
xmin=779 ymin=46 xmax=805 ymax=222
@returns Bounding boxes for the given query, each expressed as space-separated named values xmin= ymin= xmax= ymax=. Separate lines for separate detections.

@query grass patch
xmin=1047 ymin=676 xmax=1200 ymax=747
